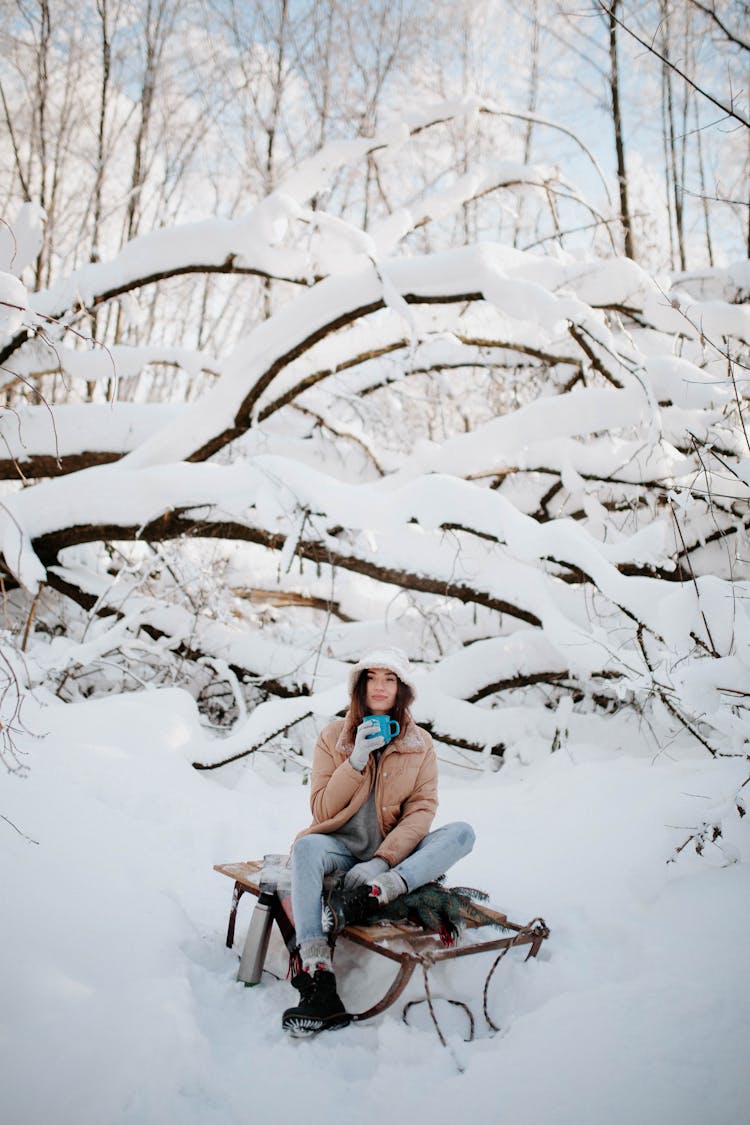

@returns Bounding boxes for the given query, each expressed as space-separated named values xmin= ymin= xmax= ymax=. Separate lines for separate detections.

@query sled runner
xmin=214 ymin=859 xmax=549 ymax=1038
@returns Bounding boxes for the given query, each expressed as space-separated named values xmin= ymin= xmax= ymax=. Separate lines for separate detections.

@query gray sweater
xmin=330 ymin=752 xmax=385 ymax=860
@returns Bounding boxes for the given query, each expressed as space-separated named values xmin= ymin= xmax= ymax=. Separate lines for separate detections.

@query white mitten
xmin=343 ymin=856 xmax=389 ymax=889
xmin=348 ymin=718 xmax=385 ymax=770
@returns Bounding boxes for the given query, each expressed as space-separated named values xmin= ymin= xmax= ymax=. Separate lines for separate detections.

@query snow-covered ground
xmin=2 ymin=686 xmax=747 ymax=1125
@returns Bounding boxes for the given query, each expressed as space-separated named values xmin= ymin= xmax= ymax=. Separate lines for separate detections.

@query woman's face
xmin=365 ymin=667 xmax=398 ymax=714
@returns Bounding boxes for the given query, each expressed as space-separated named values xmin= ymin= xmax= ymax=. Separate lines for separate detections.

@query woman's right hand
xmin=349 ymin=718 xmax=385 ymax=771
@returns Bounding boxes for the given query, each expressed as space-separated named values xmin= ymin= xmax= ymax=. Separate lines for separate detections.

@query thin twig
xmin=725 ymin=341 xmax=750 ymax=452
xmin=667 ymin=498 xmax=718 ymax=655
xmin=21 ymin=586 xmax=44 ymax=652
xmin=1 ymin=812 xmax=38 ymax=844
xmin=636 ymin=625 xmax=718 ymax=756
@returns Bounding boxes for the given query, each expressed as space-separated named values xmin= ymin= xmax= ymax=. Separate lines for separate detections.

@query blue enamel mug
xmin=363 ymin=714 xmax=400 ymax=744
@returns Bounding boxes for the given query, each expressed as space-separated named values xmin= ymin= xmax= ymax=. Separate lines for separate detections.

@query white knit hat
xmin=347 ymin=646 xmax=417 ymax=699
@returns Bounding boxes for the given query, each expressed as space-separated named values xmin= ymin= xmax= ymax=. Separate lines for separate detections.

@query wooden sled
xmin=215 ymin=859 xmax=549 ymax=1041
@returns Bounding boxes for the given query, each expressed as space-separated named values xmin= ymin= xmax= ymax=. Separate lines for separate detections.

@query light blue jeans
xmin=291 ymin=821 xmax=476 ymax=944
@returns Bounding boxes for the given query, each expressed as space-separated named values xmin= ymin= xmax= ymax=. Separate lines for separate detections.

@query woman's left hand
xmin=343 ymin=856 xmax=389 ymax=889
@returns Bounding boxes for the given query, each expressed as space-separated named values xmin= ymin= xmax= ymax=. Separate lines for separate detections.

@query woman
xmin=282 ymin=647 xmax=475 ymax=1035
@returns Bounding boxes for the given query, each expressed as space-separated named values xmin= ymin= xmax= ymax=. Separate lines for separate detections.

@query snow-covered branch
xmin=1 ymin=113 xmax=748 ymax=766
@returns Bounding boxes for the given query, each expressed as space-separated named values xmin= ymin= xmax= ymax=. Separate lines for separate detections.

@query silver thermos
xmin=237 ymin=890 xmax=275 ymax=986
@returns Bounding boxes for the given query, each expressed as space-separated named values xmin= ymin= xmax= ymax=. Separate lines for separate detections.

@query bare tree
xmin=123 ymin=0 xmax=176 ymax=244
xmin=1 ymin=0 xmax=745 ymax=403
xmin=604 ymin=0 xmax=636 ymax=259
xmin=599 ymin=0 xmax=750 ymax=127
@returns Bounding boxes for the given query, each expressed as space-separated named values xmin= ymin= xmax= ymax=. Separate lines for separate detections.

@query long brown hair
xmin=343 ymin=668 xmax=414 ymax=743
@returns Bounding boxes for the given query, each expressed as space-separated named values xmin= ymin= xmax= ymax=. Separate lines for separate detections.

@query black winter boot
xmin=281 ymin=969 xmax=351 ymax=1036
xmin=322 ymin=882 xmax=381 ymax=934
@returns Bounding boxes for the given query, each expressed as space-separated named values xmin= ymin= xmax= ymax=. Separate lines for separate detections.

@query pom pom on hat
xmin=347 ymin=646 xmax=417 ymax=699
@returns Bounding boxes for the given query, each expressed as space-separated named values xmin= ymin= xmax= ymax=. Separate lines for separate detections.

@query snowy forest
xmin=1 ymin=1 xmax=749 ymax=1122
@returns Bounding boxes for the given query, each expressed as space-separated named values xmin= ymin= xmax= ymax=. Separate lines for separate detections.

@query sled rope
xmin=401 ymin=959 xmax=474 ymax=1073
xmin=482 ymin=917 xmax=548 ymax=1033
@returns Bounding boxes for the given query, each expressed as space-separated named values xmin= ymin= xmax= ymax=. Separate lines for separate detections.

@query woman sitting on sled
xmin=283 ymin=647 xmax=475 ymax=1035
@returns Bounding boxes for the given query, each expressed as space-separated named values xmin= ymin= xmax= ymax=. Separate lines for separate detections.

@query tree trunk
xmin=607 ymin=0 xmax=635 ymax=260
xmin=91 ymin=0 xmax=113 ymax=265
xmin=33 ymin=0 xmax=52 ymax=290
xmin=661 ymin=0 xmax=686 ymax=270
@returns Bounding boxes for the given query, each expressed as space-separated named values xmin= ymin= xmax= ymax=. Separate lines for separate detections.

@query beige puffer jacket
xmin=294 ymin=715 xmax=438 ymax=867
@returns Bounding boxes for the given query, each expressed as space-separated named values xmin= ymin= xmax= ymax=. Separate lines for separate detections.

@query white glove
xmin=343 ymin=856 xmax=389 ymax=889
xmin=349 ymin=718 xmax=385 ymax=771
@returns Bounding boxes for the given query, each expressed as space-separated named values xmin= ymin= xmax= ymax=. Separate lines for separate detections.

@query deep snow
xmin=2 ymin=686 xmax=748 ymax=1125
